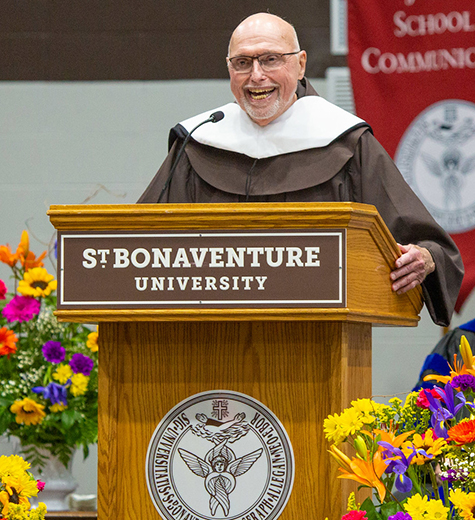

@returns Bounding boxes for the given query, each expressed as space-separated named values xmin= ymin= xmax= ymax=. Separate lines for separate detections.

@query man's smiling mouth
xmin=248 ymin=88 xmax=276 ymax=100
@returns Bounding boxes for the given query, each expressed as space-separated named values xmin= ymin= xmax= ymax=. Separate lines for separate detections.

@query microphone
xmin=157 ymin=111 xmax=225 ymax=202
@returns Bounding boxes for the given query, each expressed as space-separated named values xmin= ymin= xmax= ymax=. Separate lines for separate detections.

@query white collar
xmin=179 ymin=96 xmax=365 ymax=159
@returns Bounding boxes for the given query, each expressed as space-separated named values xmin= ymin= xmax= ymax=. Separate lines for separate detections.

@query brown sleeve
xmin=349 ymin=131 xmax=464 ymax=326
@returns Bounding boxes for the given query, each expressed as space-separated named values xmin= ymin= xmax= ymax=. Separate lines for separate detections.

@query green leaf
xmin=360 ymin=498 xmax=383 ymax=520
xmin=61 ymin=409 xmax=82 ymax=430
xmin=380 ymin=501 xmax=401 ymax=519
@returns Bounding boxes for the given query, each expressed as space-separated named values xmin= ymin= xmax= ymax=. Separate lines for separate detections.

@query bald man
xmin=138 ymin=13 xmax=463 ymax=327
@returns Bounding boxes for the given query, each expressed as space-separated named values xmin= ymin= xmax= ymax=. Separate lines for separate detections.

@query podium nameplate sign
xmin=57 ymin=229 xmax=346 ymax=310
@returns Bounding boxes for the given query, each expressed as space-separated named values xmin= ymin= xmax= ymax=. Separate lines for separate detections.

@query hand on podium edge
xmin=391 ymin=243 xmax=435 ymax=295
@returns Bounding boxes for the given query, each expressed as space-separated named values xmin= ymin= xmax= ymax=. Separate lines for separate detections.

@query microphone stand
xmin=157 ymin=111 xmax=224 ymax=202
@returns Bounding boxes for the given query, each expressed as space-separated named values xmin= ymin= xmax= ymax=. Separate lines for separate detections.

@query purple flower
xmin=440 ymin=467 xmax=469 ymax=482
xmin=2 ymin=295 xmax=40 ymax=322
xmin=388 ymin=514 xmax=412 ymax=520
xmin=379 ymin=442 xmax=431 ymax=494
xmin=32 ymin=382 xmax=68 ymax=405
xmin=42 ymin=341 xmax=66 ymax=363
xmin=451 ymin=374 xmax=475 ymax=392
xmin=424 ymin=382 xmax=475 ymax=438
xmin=69 ymin=353 xmax=94 ymax=376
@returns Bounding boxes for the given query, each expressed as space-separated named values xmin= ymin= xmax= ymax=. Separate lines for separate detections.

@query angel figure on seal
xmin=178 ymin=439 xmax=263 ymax=516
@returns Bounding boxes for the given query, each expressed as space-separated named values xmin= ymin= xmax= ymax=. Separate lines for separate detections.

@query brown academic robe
xmin=138 ymin=79 xmax=464 ymax=327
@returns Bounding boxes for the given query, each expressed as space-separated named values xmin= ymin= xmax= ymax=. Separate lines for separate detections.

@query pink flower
xmin=2 ymin=295 xmax=41 ymax=322
xmin=0 ymin=279 xmax=6 ymax=300
xmin=37 ymin=480 xmax=45 ymax=492
xmin=416 ymin=387 xmax=442 ymax=409
xmin=342 ymin=512 xmax=368 ymax=520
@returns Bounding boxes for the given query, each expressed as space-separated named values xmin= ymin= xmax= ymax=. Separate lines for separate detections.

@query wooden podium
xmin=48 ymin=202 xmax=422 ymax=520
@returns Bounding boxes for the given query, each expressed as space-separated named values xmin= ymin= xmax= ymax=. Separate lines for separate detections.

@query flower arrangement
xmin=324 ymin=334 xmax=475 ymax=520
xmin=0 ymin=454 xmax=46 ymax=519
xmin=0 ymin=231 xmax=98 ymax=470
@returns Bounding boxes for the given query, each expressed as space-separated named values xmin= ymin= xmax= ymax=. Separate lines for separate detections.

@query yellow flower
xmin=52 ymin=364 xmax=73 ymax=384
xmin=50 ymin=403 xmax=67 ymax=413
xmin=70 ymin=373 xmax=89 ymax=396
xmin=0 ymin=490 xmax=11 ymax=517
xmin=86 ymin=331 xmax=98 ymax=352
xmin=29 ymin=503 xmax=47 ymax=520
xmin=4 ymin=502 xmax=31 ymax=520
xmin=405 ymin=494 xmax=430 ymax=518
xmin=29 ymin=502 xmax=47 ymax=520
xmin=10 ymin=398 xmax=46 ymax=425
xmin=338 ymin=407 xmax=367 ymax=436
xmin=347 ymin=491 xmax=359 ymax=511
xmin=17 ymin=267 xmax=57 ymax=298
xmin=2 ymin=472 xmax=38 ymax=498
xmin=450 ymin=488 xmax=475 ymax=520
xmin=350 ymin=398 xmax=379 ymax=424
xmin=324 ymin=413 xmax=347 ymax=445
xmin=424 ymin=498 xmax=449 ymax=519
xmin=0 ymin=455 xmax=30 ymax=479
xmin=460 ymin=335 xmax=474 ymax=370
xmin=402 ymin=429 xmax=447 ymax=465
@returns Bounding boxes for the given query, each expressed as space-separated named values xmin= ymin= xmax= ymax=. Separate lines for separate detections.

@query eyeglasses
xmin=227 ymin=51 xmax=301 ymax=73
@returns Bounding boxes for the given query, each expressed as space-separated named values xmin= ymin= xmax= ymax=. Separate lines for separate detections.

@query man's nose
xmin=249 ymin=59 xmax=267 ymax=80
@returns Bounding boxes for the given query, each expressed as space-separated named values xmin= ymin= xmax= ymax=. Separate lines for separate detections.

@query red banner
xmin=347 ymin=0 xmax=475 ymax=313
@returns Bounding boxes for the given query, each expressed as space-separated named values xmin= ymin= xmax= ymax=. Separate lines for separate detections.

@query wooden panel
xmin=97 ymin=320 xmax=371 ymax=520
xmin=0 ymin=0 xmax=344 ymax=80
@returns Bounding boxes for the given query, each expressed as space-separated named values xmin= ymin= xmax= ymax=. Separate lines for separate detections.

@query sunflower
xmin=448 ymin=419 xmax=475 ymax=445
xmin=402 ymin=429 xmax=447 ymax=465
xmin=17 ymin=267 xmax=57 ymax=298
xmin=0 ymin=327 xmax=18 ymax=356
xmin=450 ymin=489 xmax=475 ymax=520
xmin=10 ymin=398 xmax=46 ymax=426
xmin=2 ymin=472 xmax=38 ymax=498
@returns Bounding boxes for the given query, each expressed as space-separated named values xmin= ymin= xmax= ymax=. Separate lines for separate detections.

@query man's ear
xmin=298 ymin=50 xmax=307 ymax=80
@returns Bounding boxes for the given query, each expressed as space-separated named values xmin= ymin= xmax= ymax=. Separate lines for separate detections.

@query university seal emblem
xmin=395 ymin=99 xmax=475 ymax=233
xmin=146 ymin=391 xmax=294 ymax=520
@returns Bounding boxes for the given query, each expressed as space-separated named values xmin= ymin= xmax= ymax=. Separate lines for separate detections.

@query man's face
xmin=228 ymin=18 xmax=307 ymax=126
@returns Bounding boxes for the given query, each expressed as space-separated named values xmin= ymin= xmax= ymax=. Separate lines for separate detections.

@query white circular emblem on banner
xmin=395 ymin=99 xmax=475 ymax=233
xmin=146 ymin=391 xmax=294 ymax=520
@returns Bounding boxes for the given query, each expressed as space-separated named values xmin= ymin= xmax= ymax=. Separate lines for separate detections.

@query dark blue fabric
xmin=460 ymin=319 xmax=475 ymax=333
xmin=420 ymin=352 xmax=451 ymax=376
xmin=413 ymin=353 xmax=451 ymax=391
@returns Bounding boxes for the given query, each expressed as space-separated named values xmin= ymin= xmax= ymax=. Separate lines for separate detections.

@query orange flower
xmin=16 ymin=230 xmax=46 ymax=269
xmin=448 ymin=419 xmax=475 ymax=446
xmin=425 ymin=336 xmax=475 ymax=384
xmin=0 ymin=244 xmax=19 ymax=267
xmin=329 ymin=444 xmax=388 ymax=502
xmin=371 ymin=427 xmax=414 ymax=449
xmin=0 ymin=231 xmax=46 ymax=270
xmin=424 ymin=354 xmax=472 ymax=385
xmin=0 ymin=327 xmax=18 ymax=356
